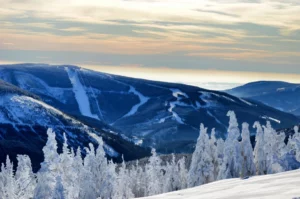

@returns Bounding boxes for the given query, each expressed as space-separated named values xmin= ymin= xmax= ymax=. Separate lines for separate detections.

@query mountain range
xmin=0 ymin=78 xmax=150 ymax=171
xmin=0 ymin=64 xmax=299 ymax=162
xmin=226 ymin=81 xmax=300 ymax=116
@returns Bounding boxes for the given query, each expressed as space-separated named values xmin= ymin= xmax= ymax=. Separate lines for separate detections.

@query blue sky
xmin=0 ymin=0 xmax=300 ymax=85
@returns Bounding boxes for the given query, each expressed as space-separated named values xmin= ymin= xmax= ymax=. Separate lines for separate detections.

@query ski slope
xmin=142 ymin=169 xmax=300 ymax=199
xmin=66 ymin=68 xmax=99 ymax=120
xmin=123 ymin=86 xmax=149 ymax=117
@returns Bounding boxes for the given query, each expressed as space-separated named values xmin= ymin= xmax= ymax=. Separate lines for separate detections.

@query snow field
xmin=142 ymin=169 xmax=300 ymax=199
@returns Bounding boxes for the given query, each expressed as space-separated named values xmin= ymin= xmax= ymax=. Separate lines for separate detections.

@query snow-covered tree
xmin=188 ymin=124 xmax=214 ymax=187
xmin=253 ymin=121 xmax=267 ymax=175
xmin=58 ymin=134 xmax=78 ymax=199
xmin=215 ymin=138 xmax=225 ymax=178
xmin=163 ymin=154 xmax=181 ymax=192
xmin=145 ymin=149 xmax=164 ymax=196
xmin=79 ymin=136 xmax=117 ymax=199
xmin=14 ymin=155 xmax=36 ymax=199
xmin=240 ymin=123 xmax=256 ymax=177
xmin=218 ymin=111 xmax=242 ymax=180
xmin=113 ymin=157 xmax=134 ymax=199
xmin=34 ymin=129 xmax=59 ymax=199
xmin=177 ymin=157 xmax=188 ymax=190
xmin=130 ymin=160 xmax=146 ymax=197
xmin=71 ymin=147 xmax=84 ymax=197
xmin=0 ymin=156 xmax=17 ymax=199
xmin=263 ymin=122 xmax=286 ymax=174
xmin=53 ymin=176 xmax=65 ymax=199
xmin=210 ymin=128 xmax=220 ymax=180
xmin=1 ymin=114 xmax=299 ymax=199
xmin=287 ymin=126 xmax=300 ymax=162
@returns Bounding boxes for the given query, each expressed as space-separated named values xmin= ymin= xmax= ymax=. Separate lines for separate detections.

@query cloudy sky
xmin=1 ymin=0 xmax=300 ymax=88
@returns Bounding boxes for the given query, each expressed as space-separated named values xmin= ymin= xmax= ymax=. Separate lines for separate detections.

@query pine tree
xmin=218 ymin=111 xmax=242 ymax=180
xmin=0 ymin=156 xmax=16 ymax=199
xmin=131 ymin=160 xmax=146 ymax=197
xmin=113 ymin=156 xmax=134 ymax=199
xmin=188 ymin=124 xmax=214 ymax=187
xmin=81 ymin=136 xmax=117 ymax=199
xmin=145 ymin=149 xmax=164 ymax=196
xmin=53 ymin=176 xmax=65 ymax=199
xmin=288 ymin=126 xmax=300 ymax=162
xmin=163 ymin=154 xmax=180 ymax=192
xmin=240 ymin=123 xmax=256 ymax=177
xmin=79 ymin=144 xmax=98 ymax=199
xmin=71 ymin=147 xmax=84 ymax=198
xmin=34 ymin=129 xmax=59 ymax=199
xmin=210 ymin=128 xmax=220 ymax=180
xmin=14 ymin=155 xmax=36 ymax=199
xmin=59 ymin=133 xmax=80 ymax=199
xmin=253 ymin=121 xmax=266 ymax=175
xmin=177 ymin=157 xmax=188 ymax=190
xmin=263 ymin=121 xmax=286 ymax=174
xmin=216 ymin=138 xmax=225 ymax=178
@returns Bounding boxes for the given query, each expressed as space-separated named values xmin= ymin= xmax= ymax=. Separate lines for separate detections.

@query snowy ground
xmin=142 ymin=169 xmax=300 ymax=199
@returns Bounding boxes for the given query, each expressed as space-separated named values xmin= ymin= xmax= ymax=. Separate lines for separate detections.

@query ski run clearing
xmin=143 ymin=169 xmax=300 ymax=199
xmin=66 ymin=68 xmax=99 ymax=120
xmin=123 ymin=86 xmax=149 ymax=117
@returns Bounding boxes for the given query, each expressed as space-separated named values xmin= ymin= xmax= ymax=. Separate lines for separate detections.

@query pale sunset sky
xmin=0 ymin=0 xmax=300 ymax=89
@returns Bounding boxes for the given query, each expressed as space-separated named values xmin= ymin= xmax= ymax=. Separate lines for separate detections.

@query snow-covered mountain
xmin=142 ymin=169 xmax=300 ymax=199
xmin=226 ymin=81 xmax=300 ymax=116
xmin=0 ymin=80 xmax=150 ymax=171
xmin=0 ymin=64 xmax=299 ymax=153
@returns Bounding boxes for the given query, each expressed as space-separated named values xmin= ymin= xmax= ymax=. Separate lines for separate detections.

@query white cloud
xmin=1 ymin=0 xmax=300 ymax=32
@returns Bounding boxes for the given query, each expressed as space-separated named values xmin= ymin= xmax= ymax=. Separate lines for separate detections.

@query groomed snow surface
xmin=65 ymin=67 xmax=99 ymax=120
xmin=142 ymin=169 xmax=300 ymax=199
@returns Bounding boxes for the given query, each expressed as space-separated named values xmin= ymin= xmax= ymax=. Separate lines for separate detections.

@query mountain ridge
xmin=225 ymin=81 xmax=300 ymax=116
xmin=0 ymin=79 xmax=150 ymax=171
xmin=0 ymin=64 xmax=299 ymax=154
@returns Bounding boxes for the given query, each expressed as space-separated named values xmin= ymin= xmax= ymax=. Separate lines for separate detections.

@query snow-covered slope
xmin=143 ymin=169 xmax=300 ymax=199
xmin=226 ymin=81 xmax=300 ymax=116
xmin=0 ymin=80 xmax=150 ymax=171
xmin=0 ymin=64 xmax=299 ymax=153
xmin=65 ymin=67 xmax=99 ymax=119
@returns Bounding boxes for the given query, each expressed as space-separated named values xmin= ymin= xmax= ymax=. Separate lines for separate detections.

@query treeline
xmin=0 ymin=111 xmax=299 ymax=199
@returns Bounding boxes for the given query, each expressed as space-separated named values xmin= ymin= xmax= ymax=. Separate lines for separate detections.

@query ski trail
xmin=168 ymin=88 xmax=188 ymax=124
xmin=123 ymin=86 xmax=149 ymax=117
xmin=65 ymin=67 xmax=99 ymax=120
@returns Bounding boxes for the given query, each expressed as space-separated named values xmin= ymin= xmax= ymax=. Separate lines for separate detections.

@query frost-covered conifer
xmin=287 ymin=126 xmax=300 ymax=162
xmin=253 ymin=122 xmax=267 ymax=175
xmin=177 ymin=157 xmax=188 ymax=190
xmin=113 ymin=157 xmax=134 ymax=199
xmin=188 ymin=124 xmax=213 ymax=187
xmin=53 ymin=176 xmax=65 ymax=199
xmin=218 ymin=111 xmax=242 ymax=180
xmin=14 ymin=155 xmax=36 ymax=199
xmin=0 ymin=156 xmax=16 ymax=199
xmin=263 ymin=122 xmax=286 ymax=174
xmin=240 ymin=123 xmax=256 ymax=177
xmin=132 ymin=160 xmax=146 ymax=197
xmin=216 ymin=138 xmax=225 ymax=178
xmin=145 ymin=149 xmax=164 ymax=196
xmin=34 ymin=129 xmax=59 ymax=199
xmin=210 ymin=128 xmax=220 ymax=180
xmin=80 ymin=136 xmax=117 ymax=199
xmin=59 ymin=134 xmax=77 ymax=199
xmin=163 ymin=154 xmax=180 ymax=192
